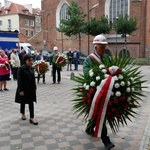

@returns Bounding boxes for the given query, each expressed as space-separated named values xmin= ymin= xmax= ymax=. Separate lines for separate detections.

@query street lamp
xmin=115 ymin=16 xmax=119 ymax=56
xmin=87 ymin=1 xmax=99 ymax=55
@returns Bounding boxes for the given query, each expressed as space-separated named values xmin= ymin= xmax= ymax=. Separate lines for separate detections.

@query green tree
xmin=57 ymin=0 xmax=86 ymax=51
xmin=113 ymin=15 xmax=138 ymax=53
xmin=83 ymin=15 xmax=111 ymax=36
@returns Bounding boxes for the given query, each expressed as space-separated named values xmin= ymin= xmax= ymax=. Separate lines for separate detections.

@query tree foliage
xmin=83 ymin=15 xmax=111 ymax=36
xmin=113 ymin=15 xmax=138 ymax=37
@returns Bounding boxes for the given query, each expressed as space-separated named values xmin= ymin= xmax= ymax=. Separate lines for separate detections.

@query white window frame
xmin=30 ymin=20 xmax=34 ymax=27
xmin=105 ymin=0 xmax=130 ymax=23
xmin=36 ymin=16 xmax=41 ymax=23
xmin=25 ymin=30 xmax=29 ymax=36
xmin=8 ymin=19 xmax=11 ymax=28
xmin=36 ymin=26 xmax=41 ymax=32
xmin=31 ymin=30 xmax=34 ymax=36
xmin=0 ymin=20 xmax=2 ymax=26
xmin=56 ymin=0 xmax=70 ymax=28
xmin=24 ymin=19 xmax=29 ymax=26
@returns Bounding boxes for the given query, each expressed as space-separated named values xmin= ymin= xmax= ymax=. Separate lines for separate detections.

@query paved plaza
xmin=0 ymin=65 xmax=150 ymax=150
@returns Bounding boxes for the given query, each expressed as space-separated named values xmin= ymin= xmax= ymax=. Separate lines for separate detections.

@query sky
xmin=0 ymin=0 xmax=41 ymax=9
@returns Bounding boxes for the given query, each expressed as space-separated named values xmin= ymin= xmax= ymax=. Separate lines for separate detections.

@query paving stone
xmin=0 ymin=65 xmax=150 ymax=150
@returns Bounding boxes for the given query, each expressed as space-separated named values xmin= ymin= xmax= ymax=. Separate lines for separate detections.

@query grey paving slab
xmin=0 ymin=65 xmax=150 ymax=150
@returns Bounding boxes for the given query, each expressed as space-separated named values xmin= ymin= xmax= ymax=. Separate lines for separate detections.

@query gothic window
xmin=56 ymin=0 xmax=70 ymax=28
xmin=109 ymin=0 xmax=128 ymax=24
xmin=60 ymin=3 xmax=69 ymax=21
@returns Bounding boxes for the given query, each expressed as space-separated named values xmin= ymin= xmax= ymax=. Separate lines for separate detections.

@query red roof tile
xmin=0 ymin=3 xmax=33 ymax=16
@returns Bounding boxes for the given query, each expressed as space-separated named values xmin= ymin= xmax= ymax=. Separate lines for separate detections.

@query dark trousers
xmin=86 ymin=121 xmax=110 ymax=144
xmin=52 ymin=65 xmax=61 ymax=83
xmin=20 ymin=102 xmax=34 ymax=118
xmin=73 ymin=59 xmax=78 ymax=70
xmin=67 ymin=60 xmax=72 ymax=71
xmin=12 ymin=67 xmax=18 ymax=80
xmin=37 ymin=74 xmax=45 ymax=83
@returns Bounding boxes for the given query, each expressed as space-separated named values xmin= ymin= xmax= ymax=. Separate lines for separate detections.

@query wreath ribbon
xmin=88 ymin=66 xmax=121 ymax=137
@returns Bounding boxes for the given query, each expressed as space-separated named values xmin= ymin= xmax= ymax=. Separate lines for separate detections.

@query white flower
xmin=118 ymin=74 xmax=123 ymax=80
xmin=99 ymin=64 xmax=105 ymax=69
xmin=114 ymin=83 xmax=120 ymax=88
xmin=90 ymin=81 xmax=96 ymax=87
xmin=85 ymin=85 xmax=90 ymax=90
xmin=120 ymin=81 xmax=125 ymax=86
xmin=127 ymin=81 xmax=130 ymax=86
xmin=102 ymin=69 xmax=107 ymax=73
xmin=126 ymin=87 xmax=131 ymax=93
xmin=89 ymin=72 xmax=94 ymax=77
xmin=83 ymin=83 xmax=87 ymax=88
xmin=96 ymin=85 xmax=100 ymax=89
xmin=115 ymin=91 xmax=121 ymax=97
xmin=127 ymin=97 xmax=131 ymax=102
xmin=130 ymin=77 xmax=134 ymax=82
xmin=122 ymin=69 xmax=126 ymax=72
xmin=114 ymin=76 xmax=118 ymax=81
xmin=104 ymin=74 xmax=109 ymax=78
xmin=96 ymin=76 xmax=100 ymax=81
xmin=111 ymin=92 xmax=114 ymax=96
xmin=89 ymin=69 xmax=93 ymax=73
xmin=131 ymin=87 xmax=135 ymax=92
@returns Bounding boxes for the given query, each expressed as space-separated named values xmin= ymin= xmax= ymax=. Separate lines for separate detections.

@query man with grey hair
xmin=83 ymin=34 xmax=115 ymax=150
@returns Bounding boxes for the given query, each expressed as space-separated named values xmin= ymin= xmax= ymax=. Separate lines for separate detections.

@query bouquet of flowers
xmin=33 ymin=60 xmax=49 ymax=75
xmin=53 ymin=53 xmax=67 ymax=67
xmin=72 ymin=56 xmax=146 ymax=137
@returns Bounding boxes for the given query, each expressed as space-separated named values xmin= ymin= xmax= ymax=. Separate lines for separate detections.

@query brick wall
xmin=30 ymin=0 xmax=148 ymax=58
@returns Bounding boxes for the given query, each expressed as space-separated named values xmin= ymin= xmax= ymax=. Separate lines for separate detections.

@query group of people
xmin=66 ymin=48 xmax=80 ymax=71
xmin=0 ymin=34 xmax=115 ymax=149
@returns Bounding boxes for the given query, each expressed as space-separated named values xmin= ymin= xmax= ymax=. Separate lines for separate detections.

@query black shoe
xmin=0 ymin=89 xmax=3 ymax=92
xmin=4 ymin=88 xmax=9 ymax=91
xmin=57 ymin=82 xmax=60 ymax=84
xmin=29 ymin=119 xmax=38 ymax=125
xmin=22 ymin=117 xmax=26 ymax=120
xmin=52 ymin=82 xmax=55 ymax=84
xmin=104 ymin=142 xmax=115 ymax=150
xmin=85 ymin=128 xmax=94 ymax=136
xmin=43 ymin=82 xmax=46 ymax=84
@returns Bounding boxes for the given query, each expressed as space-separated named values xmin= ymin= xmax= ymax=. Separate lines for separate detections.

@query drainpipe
xmin=144 ymin=0 xmax=147 ymax=58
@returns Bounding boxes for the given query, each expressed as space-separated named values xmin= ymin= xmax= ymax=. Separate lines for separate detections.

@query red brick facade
xmin=30 ymin=0 xmax=149 ymax=58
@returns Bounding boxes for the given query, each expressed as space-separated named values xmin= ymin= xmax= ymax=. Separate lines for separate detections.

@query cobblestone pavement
xmin=0 ymin=65 xmax=150 ymax=150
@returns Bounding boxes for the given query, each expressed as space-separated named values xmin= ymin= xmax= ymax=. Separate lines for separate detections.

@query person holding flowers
xmin=36 ymin=50 xmax=46 ymax=84
xmin=83 ymin=34 xmax=115 ymax=150
xmin=73 ymin=34 xmax=145 ymax=150
xmin=50 ymin=46 xmax=66 ymax=84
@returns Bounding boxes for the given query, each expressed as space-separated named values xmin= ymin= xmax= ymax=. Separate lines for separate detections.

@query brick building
xmin=0 ymin=0 xmax=41 ymax=43
xmin=30 ymin=0 xmax=150 ymax=58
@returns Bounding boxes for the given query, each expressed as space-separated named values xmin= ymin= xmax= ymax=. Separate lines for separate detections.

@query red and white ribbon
xmin=88 ymin=66 xmax=121 ymax=137
xmin=89 ymin=54 xmax=101 ymax=65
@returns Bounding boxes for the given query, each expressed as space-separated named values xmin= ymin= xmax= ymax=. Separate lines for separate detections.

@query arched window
xmin=60 ymin=3 xmax=69 ymax=21
xmin=109 ymin=0 xmax=128 ymax=24
xmin=56 ymin=0 xmax=69 ymax=28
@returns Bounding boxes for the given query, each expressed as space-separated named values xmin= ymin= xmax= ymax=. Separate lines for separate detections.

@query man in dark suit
xmin=73 ymin=48 xmax=80 ymax=71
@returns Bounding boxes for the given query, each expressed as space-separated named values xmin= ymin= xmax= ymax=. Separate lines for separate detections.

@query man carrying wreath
xmin=49 ymin=46 xmax=61 ymax=84
xmin=36 ymin=50 xmax=46 ymax=84
xmin=83 ymin=34 xmax=115 ymax=150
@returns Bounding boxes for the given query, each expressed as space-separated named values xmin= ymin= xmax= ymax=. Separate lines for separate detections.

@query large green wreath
xmin=72 ymin=56 xmax=146 ymax=133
